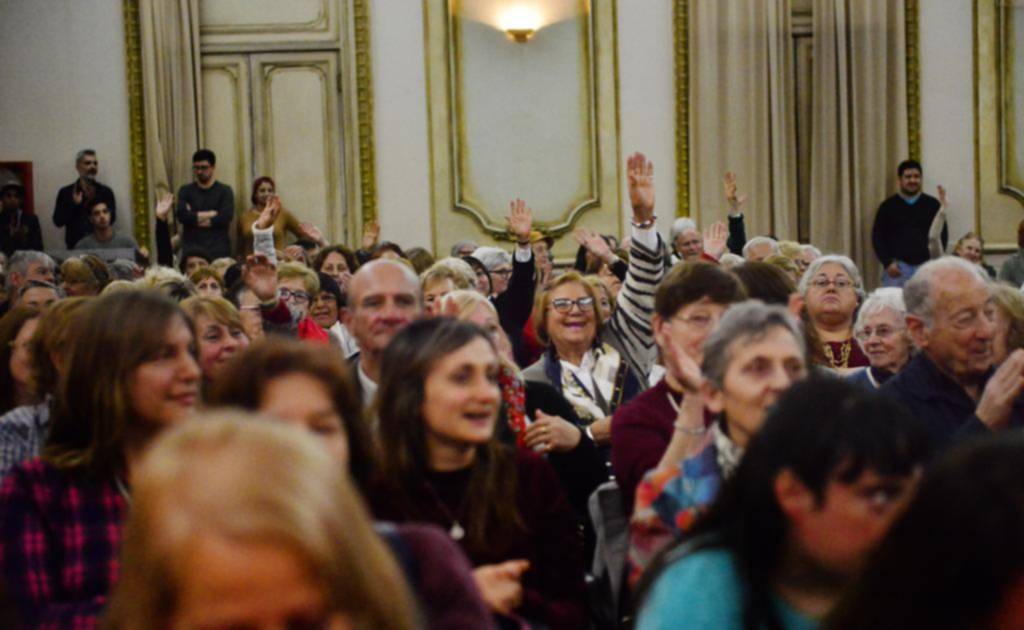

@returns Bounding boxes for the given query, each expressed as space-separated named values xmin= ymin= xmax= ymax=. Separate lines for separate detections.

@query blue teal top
xmin=637 ymin=548 xmax=819 ymax=630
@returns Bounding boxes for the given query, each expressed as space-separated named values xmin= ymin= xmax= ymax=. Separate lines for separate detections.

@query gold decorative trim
xmin=905 ymin=0 xmax=921 ymax=161
xmin=673 ymin=0 xmax=690 ymax=218
xmin=123 ymin=0 xmax=150 ymax=249
xmin=352 ymin=0 xmax=377 ymax=226
xmin=997 ymin=1 xmax=1024 ymax=203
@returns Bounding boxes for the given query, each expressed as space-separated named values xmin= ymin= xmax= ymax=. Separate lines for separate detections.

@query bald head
xmin=345 ymin=260 xmax=423 ymax=364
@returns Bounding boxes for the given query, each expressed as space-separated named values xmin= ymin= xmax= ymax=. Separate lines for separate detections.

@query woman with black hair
xmin=635 ymin=378 xmax=931 ymax=629
xmin=371 ymin=317 xmax=587 ymax=628
xmin=828 ymin=434 xmax=1024 ymax=630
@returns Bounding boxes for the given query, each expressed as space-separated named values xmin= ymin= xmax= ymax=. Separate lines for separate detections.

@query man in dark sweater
xmin=53 ymin=149 xmax=117 ymax=250
xmin=871 ymin=159 xmax=947 ymax=288
xmin=176 ymin=149 xmax=234 ymax=259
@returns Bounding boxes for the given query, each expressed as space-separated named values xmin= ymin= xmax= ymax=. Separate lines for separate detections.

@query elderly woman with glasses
xmin=522 ymin=153 xmax=668 ymax=448
xmin=798 ymin=254 xmax=870 ymax=370
xmin=848 ymin=288 xmax=913 ymax=389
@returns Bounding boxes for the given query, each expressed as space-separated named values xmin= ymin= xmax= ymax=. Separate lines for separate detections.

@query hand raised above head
xmin=506 ymin=197 xmax=534 ymax=242
xmin=626 ymin=152 xmax=655 ymax=221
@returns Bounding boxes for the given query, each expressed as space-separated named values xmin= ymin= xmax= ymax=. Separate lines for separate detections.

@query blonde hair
xmin=277 ymin=261 xmax=319 ymax=295
xmin=136 ymin=266 xmax=187 ymax=289
xmin=180 ymin=296 xmax=244 ymax=332
xmin=421 ymin=258 xmax=476 ymax=290
xmin=210 ymin=257 xmax=235 ymax=277
xmin=438 ymin=288 xmax=495 ymax=319
xmin=777 ymin=240 xmax=803 ymax=260
xmin=103 ymin=413 xmax=418 ymax=629
xmin=101 ymin=280 xmax=137 ymax=295
xmin=60 ymin=258 xmax=100 ymax=292
xmin=188 ymin=266 xmax=223 ymax=288
xmin=992 ymin=284 xmax=1024 ymax=356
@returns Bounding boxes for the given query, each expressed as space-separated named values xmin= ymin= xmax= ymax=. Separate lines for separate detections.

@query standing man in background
xmin=176 ymin=149 xmax=234 ymax=259
xmin=53 ymin=149 xmax=117 ymax=250
xmin=871 ymin=159 xmax=946 ymax=288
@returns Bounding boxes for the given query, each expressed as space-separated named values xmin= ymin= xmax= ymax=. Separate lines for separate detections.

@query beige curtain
xmin=139 ymin=0 xmax=203 ymax=200
xmin=808 ymin=0 xmax=908 ymax=287
xmin=689 ymin=0 xmax=798 ymax=240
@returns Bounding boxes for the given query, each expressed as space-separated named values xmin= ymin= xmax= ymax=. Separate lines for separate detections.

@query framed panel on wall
xmin=976 ymin=0 xmax=1024 ymax=252
xmin=423 ymin=0 xmax=621 ymax=259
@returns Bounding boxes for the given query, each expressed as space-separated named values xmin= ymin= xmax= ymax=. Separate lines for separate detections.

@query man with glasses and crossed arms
xmin=176 ymin=149 xmax=235 ymax=259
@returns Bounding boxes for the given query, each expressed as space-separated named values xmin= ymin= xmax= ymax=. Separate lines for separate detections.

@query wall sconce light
xmin=500 ymin=6 xmax=540 ymax=42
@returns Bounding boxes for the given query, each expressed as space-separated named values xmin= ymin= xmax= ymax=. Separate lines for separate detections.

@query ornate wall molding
xmin=351 ymin=0 xmax=377 ymax=227
xmin=673 ymin=0 xmax=690 ymax=218
xmin=905 ymin=0 xmax=921 ymax=161
xmin=123 ymin=0 xmax=150 ymax=249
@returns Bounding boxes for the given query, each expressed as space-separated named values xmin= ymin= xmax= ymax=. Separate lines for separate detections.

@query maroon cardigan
xmin=610 ymin=377 xmax=679 ymax=516
xmin=372 ymin=449 xmax=587 ymax=629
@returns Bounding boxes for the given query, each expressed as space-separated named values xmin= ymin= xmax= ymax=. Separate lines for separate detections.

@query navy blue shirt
xmin=881 ymin=352 xmax=1024 ymax=454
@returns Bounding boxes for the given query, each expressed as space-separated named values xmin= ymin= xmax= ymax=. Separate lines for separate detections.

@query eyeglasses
xmin=672 ymin=312 xmax=719 ymax=331
xmin=490 ymin=268 xmax=513 ymax=277
xmin=549 ymin=296 xmax=594 ymax=313
xmin=277 ymin=288 xmax=311 ymax=304
xmin=809 ymin=276 xmax=854 ymax=290
xmin=855 ymin=325 xmax=903 ymax=341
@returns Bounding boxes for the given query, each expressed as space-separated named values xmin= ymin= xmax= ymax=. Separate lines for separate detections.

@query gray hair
xmin=471 ymin=246 xmax=512 ymax=271
xmin=75 ymin=148 xmax=96 ymax=163
xmin=450 ymin=240 xmax=479 ymax=258
xmin=719 ymin=252 xmax=744 ymax=269
xmin=742 ymin=236 xmax=780 ymax=259
xmin=420 ymin=257 xmax=476 ymax=290
xmin=670 ymin=218 xmax=699 ymax=242
xmin=6 ymin=251 xmax=56 ymax=291
xmin=854 ymin=288 xmax=907 ymax=337
xmin=701 ymin=300 xmax=806 ymax=389
xmin=801 ymin=244 xmax=822 ymax=259
xmin=903 ymin=256 xmax=991 ymax=326
xmin=18 ymin=280 xmax=64 ymax=300
xmin=108 ymin=259 xmax=140 ymax=282
xmin=797 ymin=254 xmax=865 ymax=301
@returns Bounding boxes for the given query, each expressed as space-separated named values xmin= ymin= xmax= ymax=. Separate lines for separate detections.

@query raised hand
xmin=255 ymin=195 xmax=281 ymax=230
xmin=723 ymin=171 xmax=749 ymax=211
xmin=702 ymin=220 xmax=728 ymax=260
xmin=300 ymin=221 xmax=327 ymax=246
xmin=660 ymin=330 xmax=703 ymax=394
xmin=523 ymin=411 xmax=582 ymax=453
xmin=574 ymin=227 xmax=615 ymax=265
xmin=155 ymin=192 xmax=174 ymax=221
xmin=626 ymin=152 xmax=655 ymax=222
xmin=72 ymin=186 xmax=84 ymax=205
xmin=506 ymin=198 xmax=534 ymax=243
xmin=361 ymin=221 xmax=380 ymax=250
xmin=473 ymin=560 xmax=529 ymax=615
xmin=937 ymin=185 xmax=948 ymax=207
xmin=242 ymin=254 xmax=278 ymax=303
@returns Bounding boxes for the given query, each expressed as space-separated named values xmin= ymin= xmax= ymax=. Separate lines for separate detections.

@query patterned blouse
xmin=0 ymin=459 xmax=126 ymax=629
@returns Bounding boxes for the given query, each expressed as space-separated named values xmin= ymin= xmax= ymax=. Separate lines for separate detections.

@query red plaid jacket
xmin=0 ymin=459 xmax=126 ymax=629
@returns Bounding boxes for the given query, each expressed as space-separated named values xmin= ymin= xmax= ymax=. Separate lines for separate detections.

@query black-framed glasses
xmin=549 ymin=296 xmax=595 ymax=313
xmin=490 ymin=267 xmax=513 ymax=277
xmin=278 ymin=288 xmax=311 ymax=304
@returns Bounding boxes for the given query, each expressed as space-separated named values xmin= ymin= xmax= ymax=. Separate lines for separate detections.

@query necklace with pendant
xmin=423 ymin=481 xmax=466 ymax=541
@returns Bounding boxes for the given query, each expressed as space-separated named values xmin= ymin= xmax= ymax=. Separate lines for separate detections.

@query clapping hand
xmin=242 ymin=254 xmax=278 ymax=303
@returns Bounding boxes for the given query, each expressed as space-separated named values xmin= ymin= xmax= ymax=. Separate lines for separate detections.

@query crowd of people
xmin=0 ymin=147 xmax=1022 ymax=629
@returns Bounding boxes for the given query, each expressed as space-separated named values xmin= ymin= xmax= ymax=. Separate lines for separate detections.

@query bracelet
xmin=630 ymin=214 xmax=657 ymax=229
xmin=674 ymin=424 xmax=707 ymax=437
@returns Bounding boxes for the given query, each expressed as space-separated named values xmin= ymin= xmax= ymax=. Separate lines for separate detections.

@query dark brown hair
xmin=654 ymin=261 xmax=747 ymax=319
xmin=313 ymin=244 xmax=359 ymax=275
xmin=0 ymin=306 xmax=41 ymax=414
xmin=374 ymin=318 xmax=524 ymax=557
xmin=30 ymin=297 xmax=91 ymax=398
xmin=43 ymin=291 xmax=192 ymax=478
xmin=205 ymin=337 xmax=374 ymax=492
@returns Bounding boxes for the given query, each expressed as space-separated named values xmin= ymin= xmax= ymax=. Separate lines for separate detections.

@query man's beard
xmin=82 ymin=172 xmax=97 ymax=182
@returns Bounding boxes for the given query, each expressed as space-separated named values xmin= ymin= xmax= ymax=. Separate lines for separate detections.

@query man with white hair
xmin=742 ymin=236 xmax=779 ymax=262
xmin=882 ymin=257 xmax=1024 ymax=452
xmin=3 ymin=251 xmax=56 ymax=315
xmin=668 ymin=172 xmax=749 ymax=263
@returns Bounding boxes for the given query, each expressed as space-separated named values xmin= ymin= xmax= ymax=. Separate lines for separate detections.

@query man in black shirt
xmin=175 ymin=149 xmax=234 ymax=259
xmin=871 ymin=159 xmax=947 ymax=288
xmin=53 ymin=149 xmax=117 ymax=249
